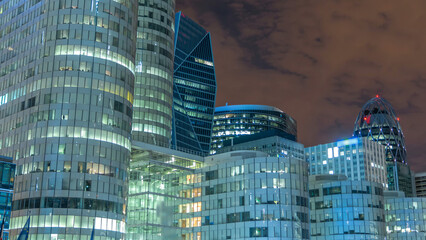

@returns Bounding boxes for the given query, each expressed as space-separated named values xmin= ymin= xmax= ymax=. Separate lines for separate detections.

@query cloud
xmin=176 ymin=0 xmax=426 ymax=171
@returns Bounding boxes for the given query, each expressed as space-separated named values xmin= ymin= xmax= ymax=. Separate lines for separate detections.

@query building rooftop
xmin=215 ymin=104 xmax=285 ymax=113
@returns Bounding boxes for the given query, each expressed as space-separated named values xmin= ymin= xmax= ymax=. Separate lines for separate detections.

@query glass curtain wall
xmin=0 ymin=0 xmax=137 ymax=239
xmin=132 ymin=0 xmax=175 ymax=147
xmin=127 ymin=144 xmax=203 ymax=240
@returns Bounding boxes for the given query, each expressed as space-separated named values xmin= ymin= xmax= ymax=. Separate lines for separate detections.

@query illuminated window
xmin=333 ymin=147 xmax=339 ymax=157
xmin=327 ymin=148 xmax=333 ymax=159
xmin=194 ymin=58 xmax=213 ymax=66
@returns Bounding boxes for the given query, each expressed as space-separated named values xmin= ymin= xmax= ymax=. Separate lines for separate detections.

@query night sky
xmin=176 ymin=0 xmax=426 ymax=172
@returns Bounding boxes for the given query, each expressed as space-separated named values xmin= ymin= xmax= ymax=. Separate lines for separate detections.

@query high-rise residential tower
xmin=172 ymin=12 xmax=217 ymax=156
xmin=132 ymin=0 xmax=176 ymax=147
xmin=0 ymin=0 xmax=137 ymax=239
xmin=353 ymin=96 xmax=414 ymax=196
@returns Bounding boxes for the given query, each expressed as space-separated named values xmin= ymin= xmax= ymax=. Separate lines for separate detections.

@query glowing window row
xmin=55 ymin=45 xmax=135 ymax=74
xmin=179 ymin=202 xmax=202 ymax=213
xmin=179 ymin=217 xmax=201 ymax=228
xmin=174 ymin=105 xmax=212 ymax=120
xmin=180 ymin=188 xmax=202 ymax=198
xmin=131 ymin=123 xmax=167 ymax=138
xmin=133 ymin=99 xmax=172 ymax=116
xmin=135 ymin=64 xmax=169 ymax=79
xmin=175 ymin=78 xmax=215 ymax=92
xmin=194 ymin=58 xmax=214 ymax=66
xmin=10 ymin=215 xmax=125 ymax=233
xmin=27 ymin=126 xmax=130 ymax=150
xmin=0 ymin=76 xmax=133 ymax=110
xmin=17 ymin=160 xmax=125 ymax=179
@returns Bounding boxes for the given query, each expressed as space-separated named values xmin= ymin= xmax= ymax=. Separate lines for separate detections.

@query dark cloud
xmin=176 ymin=0 xmax=426 ymax=172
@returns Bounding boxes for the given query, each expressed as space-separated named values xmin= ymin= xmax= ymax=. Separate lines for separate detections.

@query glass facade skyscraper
xmin=211 ymin=105 xmax=297 ymax=154
xmin=171 ymin=12 xmax=217 ymax=156
xmin=353 ymin=96 xmax=414 ymax=196
xmin=0 ymin=156 xmax=15 ymax=240
xmin=0 ymin=0 xmax=137 ymax=239
xmin=194 ymin=151 xmax=309 ymax=239
xmin=305 ymin=137 xmax=388 ymax=187
xmin=132 ymin=0 xmax=176 ymax=147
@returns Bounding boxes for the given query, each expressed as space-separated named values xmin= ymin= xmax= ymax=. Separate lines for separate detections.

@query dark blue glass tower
xmin=172 ymin=12 xmax=217 ymax=155
xmin=0 ymin=156 xmax=15 ymax=240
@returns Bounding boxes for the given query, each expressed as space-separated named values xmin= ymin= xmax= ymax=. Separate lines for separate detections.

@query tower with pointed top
xmin=171 ymin=12 xmax=217 ymax=156
xmin=353 ymin=96 xmax=414 ymax=196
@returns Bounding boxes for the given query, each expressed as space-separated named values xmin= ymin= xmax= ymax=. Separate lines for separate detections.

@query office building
xmin=353 ymin=95 xmax=414 ymax=195
xmin=0 ymin=0 xmax=137 ymax=239
xmin=384 ymin=191 xmax=426 ymax=239
xmin=211 ymin=104 xmax=297 ymax=154
xmin=132 ymin=0 xmax=176 ymax=147
xmin=127 ymin=141 xmax=203 ymax=240
xmin=172 ymin=12 xmax=217 ymax=156
xmin=305 ymin=137 xmax=388 ymax=187
xmin=415 ymin=172 xmax=426 ymax=197
xmin=192 ymin=151 xmax=310 ymax=239
xmin=309 ymin=175 xmax=386 ymax=239
xmin=0 ymin=156 xmax=15 ymax=240
xmin=215 ymin=130 xmax=305 ymax=159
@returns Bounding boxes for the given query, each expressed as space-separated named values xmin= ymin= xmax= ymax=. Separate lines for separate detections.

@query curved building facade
xmin=309 ymin=175 xmax=386 ymax=240
xmin=0 ymin=0 xmax=137 ymax=239
xmin=385 ymin=193 xmax=426 ymax=240
xmin=353 ymin=96 xmax=413 ymax=196
xmin=211 ymin=105 xmax=297 ymax=154
xmin=193 ymin=151 xmax=309 ymax=239
xmin=132 ymin=0 xmax=175 ymax=147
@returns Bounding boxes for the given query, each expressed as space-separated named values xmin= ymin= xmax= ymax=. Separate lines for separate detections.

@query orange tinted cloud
xmin=177 ymin=0 xmax=426 ymax=171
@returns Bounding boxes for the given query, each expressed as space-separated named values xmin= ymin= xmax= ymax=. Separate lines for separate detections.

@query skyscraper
xmin=172 ymin=12 xmax=217 ymax=156
xmin=211 ymin=104 xmax=297 ymax=154
xmin=0 ymin=0 xmax=137 ymax=238
xmin=305 ymin=137 xmax=388 ymax=187
xmin=194 ymin=151 xmax=310 ymax=239
xmin=132 ymin=0 xmax=176 ymax=147
xmin=353 ymin=96 xmax=414 ymax=196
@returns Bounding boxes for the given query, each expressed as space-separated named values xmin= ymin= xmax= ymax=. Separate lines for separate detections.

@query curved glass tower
xmin=211 ymin=104 xmax=297 ymax=154
xmin=0 ymin=0 xmax=137 ymax=239
xmin=353 ymin=96 xmax=413 ymax=196
xmin=132 ymin=0 xmax=176 ymax=147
